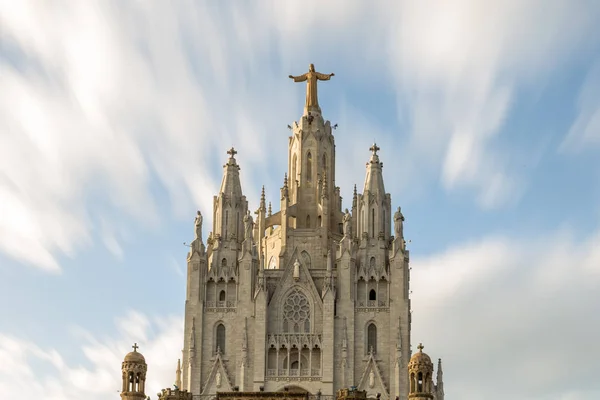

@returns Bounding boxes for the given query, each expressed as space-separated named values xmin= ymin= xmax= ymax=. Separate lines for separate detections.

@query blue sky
xmin=1 ymin=1 xmax=599 ymax=399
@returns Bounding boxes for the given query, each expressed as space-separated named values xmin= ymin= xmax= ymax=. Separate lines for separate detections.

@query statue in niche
xmin=216 ymin=371 xmax=221 ymax=388
xmin=369 ymin=370 xmax=375 ymax=388
xmin=194 ymin=210 xmax=203 ymax=242
xmin=244 ymin=210 xmax=254 ymax=242
xmin=394 ymin=206 xmax=404 ymax=238
xmin=343 ymin=208 xmax=352 ymax=237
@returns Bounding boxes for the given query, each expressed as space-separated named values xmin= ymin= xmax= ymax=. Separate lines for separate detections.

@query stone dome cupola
xmin=121 ymin=343 xmax=148 ymax=400
xmin=408 ymin=343 xmax=434 ymax=399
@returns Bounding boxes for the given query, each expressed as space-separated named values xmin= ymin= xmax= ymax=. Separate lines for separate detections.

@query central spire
xmin=289 ymin=63 xmax=335 ymax=114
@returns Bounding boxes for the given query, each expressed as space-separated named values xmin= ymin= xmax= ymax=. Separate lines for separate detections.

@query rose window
xmin=283 ymin=289 xmax=310 ymax=332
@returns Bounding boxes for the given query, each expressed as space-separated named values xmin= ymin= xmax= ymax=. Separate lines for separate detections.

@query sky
xmin=1 ymin=1 xmax=599 ymax=399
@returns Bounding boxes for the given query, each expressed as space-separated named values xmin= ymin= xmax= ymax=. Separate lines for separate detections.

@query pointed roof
xmin=357 ymin=349 xmax=388 ymax=396
xmin=268 ymin=247 xmax=323 ymax=310
xmin=363 ymin=143 xmax=386 ymax=195
xmin=219 ymin=147 xmax=243 ymax=199
xmin=201 ymin=351 xmax=233 ymax=394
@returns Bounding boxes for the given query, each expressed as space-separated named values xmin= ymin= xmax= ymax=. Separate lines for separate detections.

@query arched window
xmin=370 ymin=257 xmax=376 ymax=268
xmin=306 ymin=214 xmax=311 ymax=228
xmin=367 ymin=323 xmax=377 ymax=354
xmin=417 ymin=372 xmax=423 ymax=392
xmin=219 ymin=290 xmax=226 ymax=301
xmin=369 ymin=289 xmax=377 ymax=300
xmin=306 ymin=152 xmax=312 ymax=182
xmin=216 ymin=323 xmax=226 ymax=354
xmin=283 ymin=289 xmax=310 ymax=333
xmin=322 ymin=154 xmax=327 ymax=172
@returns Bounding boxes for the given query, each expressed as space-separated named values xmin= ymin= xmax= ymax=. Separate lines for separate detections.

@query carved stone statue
xmin=394 ymin=206 xmax=404 ymax=238
xmin=289 ymin=64 xmax=334 ymax=110
xmin=343 ymin=208 xmax=352 ymax=237
xmin=194 ymin=210 xmax=203 ymax=242
xmin=216 ymin=371 xmax=221 ymax=388
xmin=369 ymin=370 xmax=375 ymax=388
xmin=243 ymin=210 xmax=253 ymax=242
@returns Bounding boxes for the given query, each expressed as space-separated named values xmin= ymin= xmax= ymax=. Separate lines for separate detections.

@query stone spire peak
xmin=260 ymin=185 xmax=266 ymax=210
xmin=219 ymin=147 xmax=242 ymax=197
xmin=363 ymin=143 xmax=385 ymax=195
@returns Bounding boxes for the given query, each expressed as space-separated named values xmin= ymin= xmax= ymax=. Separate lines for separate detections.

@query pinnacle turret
xmin=218 ymin=147 xmax=243 ymax=199
xmin=363 ymin=143 xmax=386 ymax=195
xmin=213 ymin=147 xmax=247 ymax=241
xmin=357 ymin=143 xmax=391 ymax=240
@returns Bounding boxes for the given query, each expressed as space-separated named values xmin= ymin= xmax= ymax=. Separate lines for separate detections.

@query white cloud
xmin=410 ymin=228 xmax=600 ymax=399
xmin=0 ymin=310 xmax=183 ymax=400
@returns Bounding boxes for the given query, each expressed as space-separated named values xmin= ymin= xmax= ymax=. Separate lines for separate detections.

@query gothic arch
xmin=365 ymin=320 xmax=377 ymax=354
xmin=300 ymin=251 xmax=311 ymax=269
xmin=213 ymin=321 xmax=226 ymax=354
xmin=306 ymin=152 xmax=312 ymax=182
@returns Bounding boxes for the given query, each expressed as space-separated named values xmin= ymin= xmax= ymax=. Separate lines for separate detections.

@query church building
xmin=118 ymin=64 xmax=445 ymax=400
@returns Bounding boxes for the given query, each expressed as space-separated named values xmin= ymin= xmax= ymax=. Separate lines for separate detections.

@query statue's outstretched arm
xmin=289 ymin=73 xmax=308 ymax=82
xmin=315 ymin=72 xmax=335 ymax=80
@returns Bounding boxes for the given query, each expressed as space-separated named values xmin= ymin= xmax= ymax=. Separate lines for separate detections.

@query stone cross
xmin=369 ymin=143 xmax=380 ymax=155
xmin=417 ymin=343 xmax=424 ymax=352
xmin=227 ymin=147 xmax=237 ymax=158
xmin=132 ymin=343 xmax=139 ymax=352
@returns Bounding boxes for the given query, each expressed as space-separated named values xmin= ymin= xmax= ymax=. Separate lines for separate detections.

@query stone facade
xmin=174 ymin=66 xmax=444 ymax=400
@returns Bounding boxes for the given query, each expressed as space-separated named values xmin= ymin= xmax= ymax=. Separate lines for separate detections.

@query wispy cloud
xmin=385 ymin=0 xmax=599 ymax=208
xmin=1 ymin=0 xmax=599 ymax=273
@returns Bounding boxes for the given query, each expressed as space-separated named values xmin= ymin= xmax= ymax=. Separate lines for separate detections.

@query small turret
xmin=435 ymin=358 xmax=444 ymax=400
xmin=120 ymin=343 xmax=147 ymax=400
xmin=175 ymin=359 xmax=182 ymax=389
xmin=408 ymin=343 xmax=434 ymax=399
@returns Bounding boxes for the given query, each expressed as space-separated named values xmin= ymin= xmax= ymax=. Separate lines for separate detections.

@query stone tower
xmin=181 ymin=64 xmax=426 ymax=399
xmin=120 ymin=343 xmax=147 ymax=400
xmin=407 ymin=344 xmax=444 ymax=400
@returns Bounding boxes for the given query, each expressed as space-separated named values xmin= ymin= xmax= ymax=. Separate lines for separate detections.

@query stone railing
xmin=267 ymin=333 xmax=322 ymax=349
xmin=356 ymin=300 xmax=387 ymax=308
xmin=192 ymin=394 xmax=335 ymax=400
xmin=266 ymin=369 xmax=321 ymax=377
xmin=205 ymin=301 xmax=236 ymax=312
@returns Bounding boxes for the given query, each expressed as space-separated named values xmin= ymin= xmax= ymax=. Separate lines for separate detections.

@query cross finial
xmin=227 ymin=147 xmax=237 ymax=158
xmin=132 ymin=343 xmax=139 ymax=352
xmin=369 ymin=143 xmax=380 ymax=155
xmin=417 ymin=343 xmax=424 ymax=352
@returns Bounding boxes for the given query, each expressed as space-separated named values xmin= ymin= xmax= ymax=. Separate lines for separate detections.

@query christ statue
xmin=289 ymin=64 xmax=334 ymax=110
